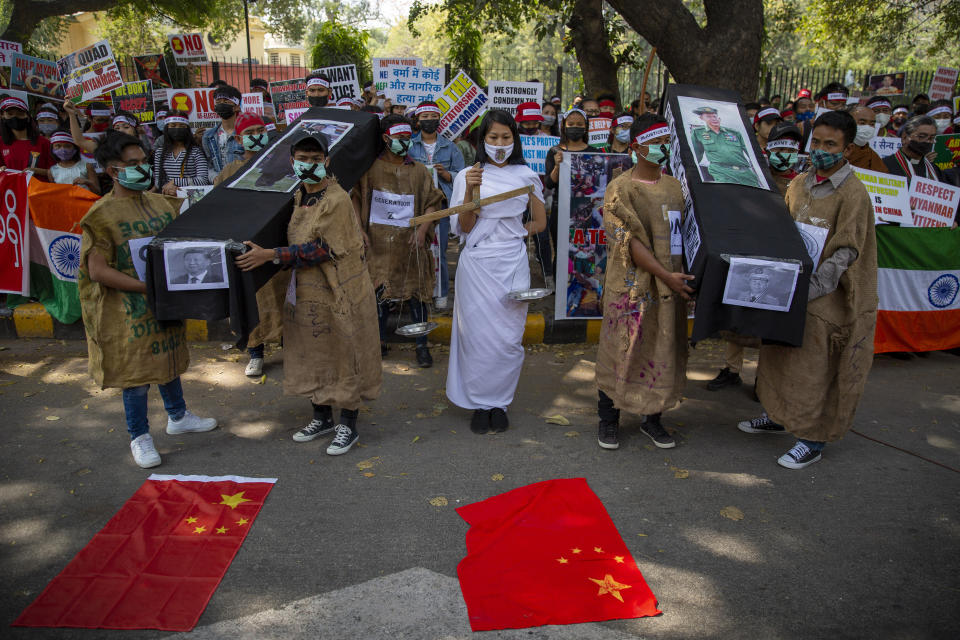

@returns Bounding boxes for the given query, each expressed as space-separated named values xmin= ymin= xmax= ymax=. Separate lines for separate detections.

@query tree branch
xmin=2 ymin=0 xmax=123 ymax=43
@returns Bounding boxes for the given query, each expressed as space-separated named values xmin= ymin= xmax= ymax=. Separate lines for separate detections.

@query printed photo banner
xmin=869 ymin=72 xmax=906 ymax=96
xmin=909 ymin=176 xmax=959 ymax=228
xmin=852 ymin=166 xmax=912 ymax=225
xmin=168 ymin=32 xmax=208 ymax=65
xmin=133 ymin=54 xmax=172 ymax=88
xmin=520 ymin=134 xmax=560 ymax=174
xmin=0 ymin=170 xmax=31 ymax=295
xmin=488 ymin=80 xmax=543 ymax=113
xmin=372 ymin=56 xmax=422 ymax=92
xmin=0 ymin=39 xmax=22 ymax=69
xmin=384 ymin=64 xmax=443 ymax=107
xmin=10 ymin=53 xmax=64 ymax=100
xmin=269 ymin=78 xmax=306 ymax=117
xmin=928 ymin=66 xmax=959 ymax=101
xmin=436 ymin=70 xmax=488 ymax=140
xmin=870 ymin=136 xmax=903 ymax=158
xmin=57 ymin=39 xmax=124 ymax=103
xmin=933 ymin=134 xmax=960 ymax=173
xmin=111 ymin=80 xmax=155 ymax=124
xmin=555 ymin=152 xmax=632 ymax=320
xmin=312 ymin=64 xmax=362 ymax=101
xmin=165 ymin=87 xmax=219 ymax=128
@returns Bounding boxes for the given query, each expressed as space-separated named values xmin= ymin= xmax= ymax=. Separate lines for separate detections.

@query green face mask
xmin=768 ymin=150 xmax=798 ymax=172
xmin=810 ymin=149 xmax=843 ymax=171
xmin=115 ymin=163 xmax=152 ymax=190
xmin=243 ymin=133 xmax=268 ymax=152
xmin=634 ymin=144 xmax=668 ymax=166
xmin=292 ymin=159 xmax=326 ymax=184
xmin=389 ymin=138 xmax=410 ymax=156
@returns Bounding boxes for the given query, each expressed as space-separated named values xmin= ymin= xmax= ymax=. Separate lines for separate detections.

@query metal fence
xmin=759 ymin=66 xmax=946 ymax=103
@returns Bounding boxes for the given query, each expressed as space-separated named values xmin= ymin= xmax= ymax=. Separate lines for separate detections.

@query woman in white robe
xmin=446 ymin=110 xmax=547 ymax=434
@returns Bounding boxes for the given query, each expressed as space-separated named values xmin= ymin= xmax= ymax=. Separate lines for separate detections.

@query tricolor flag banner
xmin=14 ymin=474 xmax=276 ymax=631
xmin=875 ymin=226 xmax=960 ymax=353
xmin=457 ymin=478 xmax=660 ymax=632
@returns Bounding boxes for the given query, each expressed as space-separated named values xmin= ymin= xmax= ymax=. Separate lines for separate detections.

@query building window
xmin=290 ymin=54 xmax=300 ymax=67
xmin=269 ymin=53 xmax=279 ymax=65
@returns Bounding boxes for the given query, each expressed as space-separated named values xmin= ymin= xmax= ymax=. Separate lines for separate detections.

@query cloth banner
xmin=372 ymin=56 xmax=421 ymax=92
xmin=56 ymin=39 xmax=124 ymax=103
xmin=10 ymin=52 xmax=64 ymax=100
xmin=555 ymin=152 xmax=632 ymax=319
xmin=111 ymin=80 xmax=155 ymax=124
xmin=875 ymin=226 xmax=960 ymax=353
xmin=384 ymin=64 xmax=443 ymax=107
xmin=457 ymin=478 xmax=660 ymax=632
xmin=436 ymin=70 xmax=488 ymax=140
xmin=852 ymin=167 xmax=912 ymax=225
xmin=0 ymin=170 xmax=30 ymax=294
xmin=13 ymin=474 xmax=276 ymax=631
xmin=520 ymin=134 xmax=560 ymax=174
xmin=909 ymin=176 xmax=959 ymax=227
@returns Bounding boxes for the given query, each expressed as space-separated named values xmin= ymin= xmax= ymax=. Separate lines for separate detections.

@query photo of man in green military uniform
xmin=686 ymin=103 xmax=764 ymax=188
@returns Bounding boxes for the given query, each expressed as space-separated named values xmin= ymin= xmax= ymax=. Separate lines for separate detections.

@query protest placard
xmin=870 ymin=136 xmax=902 ymax=158
xmin=111 ymin=80 xmax=154 ymax=124
xmin=928 ymin=66 xmax=959 ymax=101
xmin=241 ymin=92 xmax=264 ymax=116
xmin=588 ymin=117 xmax=611 ymax=148
xmin=488 ymin=80 xmax=543 ymax=113
xmin=0 ymin=39 xmax=22 ymax=69
xmin=520 ymin=134 xmax=560 ymax=174
xmin=269 ymin=78 xmax=307 ymax=117
xmin=166 ymin=87 xmax=218 ymax=127
xmin=868 ymin=72 xmax=906 ymax=96
xmin=133 ymin=53 xmax=172 ymax=104
xmin=932 ymin=134 xmax=960 ymax=173
xmin=909 ymin=176 xmax=959 ymax=227
xmin=436 ymin=70 xmax=488 ymax=140
xmin=312 ymin=64 xmax=362 ymax=101
xmin=853 ymin=167 xmax=912 ymax=225
xmin=10 ymin=53 xmax=63 ymax=100
xmin=168 ymin=33 xmax=208 ymax=65
xmin=384 ymin=64 xmax=443 ymax=107
xmin=57 ymin=40 xmax=124 ymax=103
xmin=284 ymin=108 xmax=307 ymax=125
xmin=372 ymin=57 xmax=422 ymax=92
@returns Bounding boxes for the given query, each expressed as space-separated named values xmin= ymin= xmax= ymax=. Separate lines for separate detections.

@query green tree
xmin=310 ymin=21 xmax=371 ymax=82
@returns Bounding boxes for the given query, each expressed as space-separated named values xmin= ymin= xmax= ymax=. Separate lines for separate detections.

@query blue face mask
xmin=642 ymin=143 xmax=669 ymax=166
xmin=243 ymin=133 xmax=267 ymax=152
xmin=796 ymin=111 xmax=815 ymax=122
xmin=115 ymin=163 xmax=152 ymax=190
xmin=810 ymin=148 xmax=844 ymax=170
xmin=614 ymin=129 xmax=631 ymax=144
xmin=292 ymin=159 xmax=326 ymax=184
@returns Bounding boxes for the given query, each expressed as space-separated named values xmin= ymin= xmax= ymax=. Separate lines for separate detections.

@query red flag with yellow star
xmin=456 ymin=477 xmax=660 ymax=631
xmin=13 ymin=474 xmax=275 ymax=631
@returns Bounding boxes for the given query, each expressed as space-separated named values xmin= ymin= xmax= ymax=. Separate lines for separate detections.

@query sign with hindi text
xmin=869 ymin=136 xmax=902 ymax=158
xmin=436 ymin=70 xmax=488 ymax=140
xmin=384 ymin=64 xmax=443 ymax=107
xmin=57 ymin=40 xmax=124 ymax=103
xmin=372 ymin=56 xmax=421 ymax=92
xmin=0 ymin=39 xmax=22 ymax=69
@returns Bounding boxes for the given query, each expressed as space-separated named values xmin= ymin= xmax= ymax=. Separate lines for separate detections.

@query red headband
xmin=387 ymin=123 xmax=411 ymax=136
xmin=634 ymin=124 xmax=669 ymax=145
xmin=753 ymin=107 xmax=781 ymax=124
xmin=415 ymin=103 xmax=441 ymax=116
xmin=306 ymin=78 xmax=330 ymax=89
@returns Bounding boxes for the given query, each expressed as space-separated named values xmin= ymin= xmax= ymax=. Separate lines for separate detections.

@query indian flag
xmin=16 ymin=181 xmax=99 ymax=324
xmin=875 ymin=226 xmax=960 ymax=353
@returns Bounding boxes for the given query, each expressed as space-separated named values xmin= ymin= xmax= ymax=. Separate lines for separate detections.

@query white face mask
xmin=854 ymin=124 xmax=875 ymax=147
xmin=935 ymin=118 xmax=950 ymax=133
xmin=484 ymin=141 xmax=514 ymax=164
xmin=874 ymin=112 xmax=890 ymax=128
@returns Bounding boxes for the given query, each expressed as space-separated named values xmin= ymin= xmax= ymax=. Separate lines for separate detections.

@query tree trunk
xmin=567 ymin=0 xmax=620 ymax=104
xmin=1 ymin=0 xmax=119 ymax=45
xmin=606 ymin=0 xmax=763 ymax=102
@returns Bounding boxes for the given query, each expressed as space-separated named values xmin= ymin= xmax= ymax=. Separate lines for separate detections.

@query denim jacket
xmin=407 ymin=133 xmax=465 ymax=202
xmin=202 ymin=122 xmax=244 ymax=175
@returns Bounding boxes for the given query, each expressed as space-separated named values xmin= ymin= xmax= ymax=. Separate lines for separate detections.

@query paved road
xmin=1 ymin=339 xmax=958 ymax=639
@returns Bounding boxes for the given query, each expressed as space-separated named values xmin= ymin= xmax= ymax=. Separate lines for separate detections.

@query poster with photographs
xmin=164 ymin=241 xmax=229 ymax=291
xmin=868 ymin=72 xmax=906 ymax=96
xmin=176 ymin=185 xmax=214 ymax=214
xmin=676 ymin=96 xmax=769 ymax=190
xmin=227 ymin=119 xmax=354 ymax=193
xmin=722 ymin=256 xmax=800 ymax=312
xmin=555 ymin=152 xmax=632 ymax=320
xmin=128 ymin=236 xmax=154 ymax=281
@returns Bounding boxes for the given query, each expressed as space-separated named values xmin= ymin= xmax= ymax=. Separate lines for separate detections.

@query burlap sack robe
xmin=758 ymin=169 xmax=878 ymax=442
xmin=79 ymin=191 xmax=189 ymax=389
xmin=596 ymin=175 xmax=688 ymax=415
xmin=215 ymin=158 xmax=290 ymax=346
xmin=352 ymin=157 xmax=444 ymax=301
xmin=283 ymin=181 xmax=382 ymax=409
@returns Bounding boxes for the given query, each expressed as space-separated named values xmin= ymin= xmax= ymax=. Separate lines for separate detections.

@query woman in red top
xmin=0 ymin=96 xmax=53 ymax=180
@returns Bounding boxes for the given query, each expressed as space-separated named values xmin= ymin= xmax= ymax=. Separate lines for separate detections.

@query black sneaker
xmin=471 ymin=409 xmax=490 ymax=434
xmin=326 ymin=425 xmax=358 ymax=455
xmin=490 ymin=408 xmax=509 ymax=432
xmin=597 ymin=420 xmax=619 ymax=450
xmin=737 ymin=412 xmax=786 ymax=434
xmin=777 ymin=441 xmax=822 ymax=469
xmin=641 ymin=417 xmax=676 ymax=449
xmin=707 ymin=367 xmax=742 ymax=391
xmin=292 ymin=417 xmax=335 ymax=442
xmin=415 ymin=345 xmax=433 ymax=368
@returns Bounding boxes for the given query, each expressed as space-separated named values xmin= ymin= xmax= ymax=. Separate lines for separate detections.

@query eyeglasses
xmin=910 ymin=133 xmax=935 ymax=142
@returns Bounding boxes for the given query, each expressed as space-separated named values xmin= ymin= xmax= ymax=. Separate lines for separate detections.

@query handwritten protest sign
xmin=372 ymin=57 xmax=421 ymax=93
xmin=489 ymin=80 xmax=543 ymax=113
xmin=520 ymin=134 xmax=559 ymax=174
xmin=853 ymin=167 xmax=912 ymax=225
xmin=384 ymin=64 xmax=443 ymax=107
xmin=313 ymin=64 xmax=362 ymax=101
xmin=241 ymin=92 xmax=264 ymax=116
xmin=166 ymin=87 xmax=218 ymax=127
xmin=111 ymin=80 xmax=154 ymax=123
xmin=436 ymin=70 xmax=488 ymax=140
xmin=10 ymin=53 xmax=63 ymax=100
xmin=57 ymin=40 xmax=124 ymax=103
xmin=0 ymin=39 xmax=22 ymax=69
xmin=870 ymin=136 xmax=902 ymax=158
xmin=909 ymin=176 xmax=959 ymax=227
xmin=588 ymin=117 xmax=611 ymax=148
xmin=933 ymin=134 xmax=960 ymax=173
xmin=269 ymin=78 xmax=306 ymax=118
xmin=928 ymin=66 xmax=959 ymax=101
xmin=168 ymin=33 xmax=207 ymax=65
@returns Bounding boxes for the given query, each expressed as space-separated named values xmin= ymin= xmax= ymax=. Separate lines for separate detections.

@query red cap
xmin=235 ymin=112 xmax=266 ymax=134
xmin=515 ymin=101 xmax=544 ymax=122
xmin=598 ymin=99 xmax=616 ymax=116
xmin=780 ymin=109 xmax=795 ymax=118
xmin=797 ymin=88 xmax=812 ymax=100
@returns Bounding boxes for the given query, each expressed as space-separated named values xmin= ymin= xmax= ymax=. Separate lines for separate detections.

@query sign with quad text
xmin=57 ymin=39 xmax=124 ymax=103
xmin=111 ymin=80 xmax=155 ymax=124
xmin=488 ymin=80 xmax=543 ymax=113
xmin=436 ymin=70 xmax=488 ymax=140
xmin=168 ymin=33 xmax=208 ymax=65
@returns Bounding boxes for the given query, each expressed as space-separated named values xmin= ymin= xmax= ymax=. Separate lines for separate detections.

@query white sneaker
xmin=245 ymin=357 xmax=264 ymax=376
xmin=434 ymin=296 xmax=448 ymax=310
xmin=166 ymin=410 xmax=218 ymax=435
xmin=130 ymin=434 xmax=161 ymax=468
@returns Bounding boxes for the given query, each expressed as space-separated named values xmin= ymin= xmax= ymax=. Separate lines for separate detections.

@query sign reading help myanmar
xmin=10 ymin=53 xmax=64 ymax=100
xmin=112 ymin=80 xmax=155 ymax=124
xmin=166 ymin=87 xmax=218 ymax=127
xmin=909 ymin=176 xmax=960 ymax=227
xmin=168 ymin=32 xmax=208 ymax=65
xmin=312 ymin=64 xmax=362 ymax=101
xmin=853 ymin=167 xmax=912 ymax=225
xmin=520 ymin=134 xmax=560 ymax=174
xmin=372 ymin=57 xmax=422 ymax=92
xmin=488 ymin=80 xmax=543 ymax=113
xmin=436 ymin=70 xmax=488 ymax=140
xmin=0 ymin=171 xmax=30 ymax=295
xmin=384 ymin=64 xmax=443 ymax=107
xmin=57 ymin=40 xmax=125 ymax=103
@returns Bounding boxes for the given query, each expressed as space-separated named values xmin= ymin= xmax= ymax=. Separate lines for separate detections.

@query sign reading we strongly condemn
xmin=488 ymin=80 xmax=543 ymax=112
xmin=168 ymin=32 xmax=208 ymax=65
xmin=437 ymin=70 xmax=488 ymax=140
xmin=57 ymin=40 xmax=124 ymax=103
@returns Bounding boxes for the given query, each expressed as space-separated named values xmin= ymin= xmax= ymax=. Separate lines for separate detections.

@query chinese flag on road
xmin=456 ymin=477 xmax=660 ymax=631
xmin=13 ymin=474 xmax=276 ymax=631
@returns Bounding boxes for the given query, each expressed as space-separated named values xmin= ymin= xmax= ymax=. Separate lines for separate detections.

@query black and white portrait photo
xmin=722 ymin=257 xmax=800 ymax=312
xmin=163 ymin=241 xmax=229 ymax=291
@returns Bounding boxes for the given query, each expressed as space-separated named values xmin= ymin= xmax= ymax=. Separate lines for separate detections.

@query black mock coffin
xmin=145 ymin=107 xmax=380 ymax=339
xmin=664 ymin=84 xmax=812 ymax=346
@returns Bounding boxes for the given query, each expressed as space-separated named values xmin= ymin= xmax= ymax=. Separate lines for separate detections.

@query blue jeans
xmin=436 ymin=218 xmax=450 ymax=298
xmin=799 ymin=439 xmax=825 ymax=452
xmin=248 ymin=343 xmax=264 ymax=359
xmin=122 ymin=378 xmax=186 ymax=440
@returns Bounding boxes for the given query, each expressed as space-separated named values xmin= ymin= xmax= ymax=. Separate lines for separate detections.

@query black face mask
xmin=565 ymin=126 xmax=586 ymax=141
xmin=6 ymin=116 xmax=28 ymax=131
xmin=907 ymin=139 xmax=933 ymax=155
xmin=214 ymin=103 xmax=236 ymax=119
xmin=168 ymin=128 xmax=191 ymax=142
xmin=308 ymin=96 xmax=329 ymax=107
xmin=419 ymin=119 xmax=439 ymax=134
xmin=520 ymin=125 xmax=540 ymax=135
